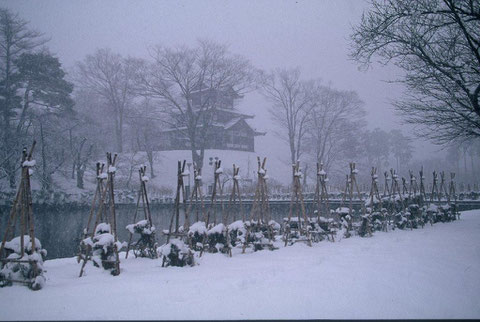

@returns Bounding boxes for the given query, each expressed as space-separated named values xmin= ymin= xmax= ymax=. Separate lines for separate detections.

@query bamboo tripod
xmin=448 ymin=173 xmax=460 ymax=219
xmin=390 ymin=169 xmax=408 ymax=229
xmin=313 ymin=162 xmax=335 ymax=241
xmin=206 ymin=159 xmax=223 ymax=228
xmin=77 ymin=161 xmax=106 ymax=263
xmin=0 ymin=142 xmax=41 ymax=288
xmin=339 ymin=163 xmax=364 ymax=237
xmin=125 ymin=166 xmax=157 ymax=259
xmin=368 ymin=167 xmax=386 ymax=233
xmin=402 ymin=177 xmax=408 ymax=196
xmin=438 ymin=171 xmax=449 ymax=203
xmin=419 ymin=167 xmax=427 ymax=206
xmin=199 ymin=159 xmax=224 ymax=257
xmin=283 ymin=161 xmax=312 ymax=247
xmin=225 ymin=164 xmax=244 ymax=223
xmin=187 ymin=166 xmax=206 ymax=224
xmin=79 ymin=153 xmax=120 ymax=277
xmin=222 ymin=164 xmax=244 ymax=257
xmin=165 ymin=160 xmax=189 ymax=244
xmin=430 ymin=171 xmax=440 ymax=204
xmin=383 ymin=171 xmax=391 ymax=198
xmin=243 ymin=157 xmax=274 ymax=252
xmin=408 ymin=170 xmax=418 ymax=198
xmin=185 ymin=165 xmax=207 ymax=251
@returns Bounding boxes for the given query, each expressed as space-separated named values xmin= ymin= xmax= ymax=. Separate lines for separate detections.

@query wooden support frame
xmin=164 ymin=160 xmax=189 ymax=244
xmin=125 ymin=166 xmax=158 ymax=259
xmin=283 ymin=161 xmax=312 ymax=247
xmin=313 ymin=162 xmax=335 ymax=242
xmin=242 ymin=157 xmax=275 ymax=253
xmin=0 ymin=141 xmax=43 ymax=289
xmin=77 ymin=162 xmax=106 ymax=263
xmin=79 ymin=153 xmax=120 ymax=277
xmin=368 ymin=167 xmax=386 ymax=233
xmin=199 ymin=159 xmax=227 ymax=257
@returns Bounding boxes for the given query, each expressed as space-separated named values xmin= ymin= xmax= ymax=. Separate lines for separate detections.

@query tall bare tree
xmin=303 ymin=85 xmax=365 ymax=173
xmin=261 ymin=68 xmax=315 ymax=166
xmin=389 ymin=129 xmax=414 ymax=173
xmin=75 ymin=48 xmax=140 ymax=152
xmin=351 ymin=0 xmax=480 ymax=145
xmin=137 ymin=40 xmax=256 ymax=169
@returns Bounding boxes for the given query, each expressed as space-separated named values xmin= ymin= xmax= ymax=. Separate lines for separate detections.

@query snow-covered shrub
xmin=407 ymin=204 xmax=423 ymax=228
xmin=0 ymin=235 xmax=47 ymax=290
xmin=358 ymin=213 xmax=373 ymax=237
xmin=126 ymin=220 xmax=157 ymax=258
xmin=335 ymin=207 xmax=353 ymax=238
xmin=187 ymin=221 xmax=207 ymax=251
xmin=371 ymin=208 xmax=388 ymax=231
xmin=82 ymin=223 xmax=124 ymax=275
xmin=394 ymin=211 xmax=408 ymax=229
xmin=228 ymin=220 xmax=247 ymax=247
xmin=157 ymin=239 xmax=194 ymax=267
xmin=205 ymin=223 xmax=230 ymax=254
xmin=245 ymin=221 xmax=276 ymax=251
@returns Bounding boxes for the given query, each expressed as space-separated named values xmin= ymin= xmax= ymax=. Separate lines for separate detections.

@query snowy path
xmin=1 ymin=210 xmax=480 ymax=320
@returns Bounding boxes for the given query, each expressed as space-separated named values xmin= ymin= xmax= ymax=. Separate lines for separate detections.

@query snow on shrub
xmin=394 ymin=211 xmax=408 ymax=229
xmin=358 ymin=212 xmax=373 ymax=237
xmin=335 ymin=207 xmax=353 ymax=237
xmin=188 ymin=221 xmax=207 ymax=251
xmin=125 ymin=220 xmax=157 ymax=258
xmin=228 ymin=220 xmax=247 ymax=247
xmin=0 ymin=235 xmax=47 ymax=290
xmin=157 ymin=239 xmax=194 ymax=267
xmin=82 ymin=223 xmax=124 ymax=275
xmin=244 ymin=221 xmax=276 ymax=251
xmin=205 ymin=223 xmax=230 ymax=254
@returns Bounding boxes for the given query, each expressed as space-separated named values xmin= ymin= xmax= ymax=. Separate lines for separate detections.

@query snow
xmin=107 ymin=166 xmax=116 ymax=173
xmin=1 ymin=210 xmax=480 ymax=319
xmin=22 ymin=160 xmax=36 ymax=167
xmin=126 ymin=220 xmax=155 ymax=235
xmin=215 ymin=167 xmax=223 ymax=174
xmin=228 ymin=220 xmax=245 ymax=231
xmin=97 ymin=172 xmax=108 ymax=179
xmin=318 ymin=169 xmax=326 ymax=175
xmin=95 ymin=223 xmax=111 ymax=235
xmin=4 ymin=235 xmax=42 ymax=254
xmin=141 ymin=175 xmax=149 ymax=182
xmin=207 ymin=223 xmax=225 ymax=235
xmin=188 ymin=221 xmax=207 ymax=235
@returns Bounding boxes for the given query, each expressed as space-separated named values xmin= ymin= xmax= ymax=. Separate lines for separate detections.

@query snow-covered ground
xmin=2 ymin=210 xmax=480 ymax=320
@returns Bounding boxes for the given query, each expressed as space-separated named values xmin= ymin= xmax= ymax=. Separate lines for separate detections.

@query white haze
xmin=2 ymin=0 xmax=444 ymax=163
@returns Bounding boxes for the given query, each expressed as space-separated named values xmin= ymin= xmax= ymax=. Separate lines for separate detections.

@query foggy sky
xmin=2 ymin=0 xmax=443 ymax=161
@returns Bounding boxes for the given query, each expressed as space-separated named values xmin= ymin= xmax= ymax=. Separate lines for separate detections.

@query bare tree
xmin=389 ymin=129 xmax=414 ymax=173
xmin=261 ymin=68 xmax=314 ymax=166
xmin=303 ymin=85 xmax=365 ymax=173
xmin=137 ymin=40 xmax=256 ymax=168
xmin=75 ymin=48 xmax=140 ymax=152
xmin=351 ymin=0 xmax=480 ymax=145
xmin=362 ymin=128 xmax=391 ymax=174
xmin=127 ymin=98 xmax=161 ymax=179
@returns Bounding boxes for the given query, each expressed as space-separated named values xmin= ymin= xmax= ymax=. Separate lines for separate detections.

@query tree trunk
xmin=146 ymin=149 xmax=155 ymax=178
xmin=39 ymin=121 xmax=51 ymax=191
xmin=76 ymin=167 xmax=84 ymax=189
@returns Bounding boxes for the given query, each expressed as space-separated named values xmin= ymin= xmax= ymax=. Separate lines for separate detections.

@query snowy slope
xmin=1 ymin=210 xmax=480 ymax=320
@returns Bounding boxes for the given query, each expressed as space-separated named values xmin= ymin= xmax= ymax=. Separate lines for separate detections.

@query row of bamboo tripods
xmin=77 ymin=155 xmax=461 ymax=275
xmin=0 ymin=144 xmax=461 ymax=288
